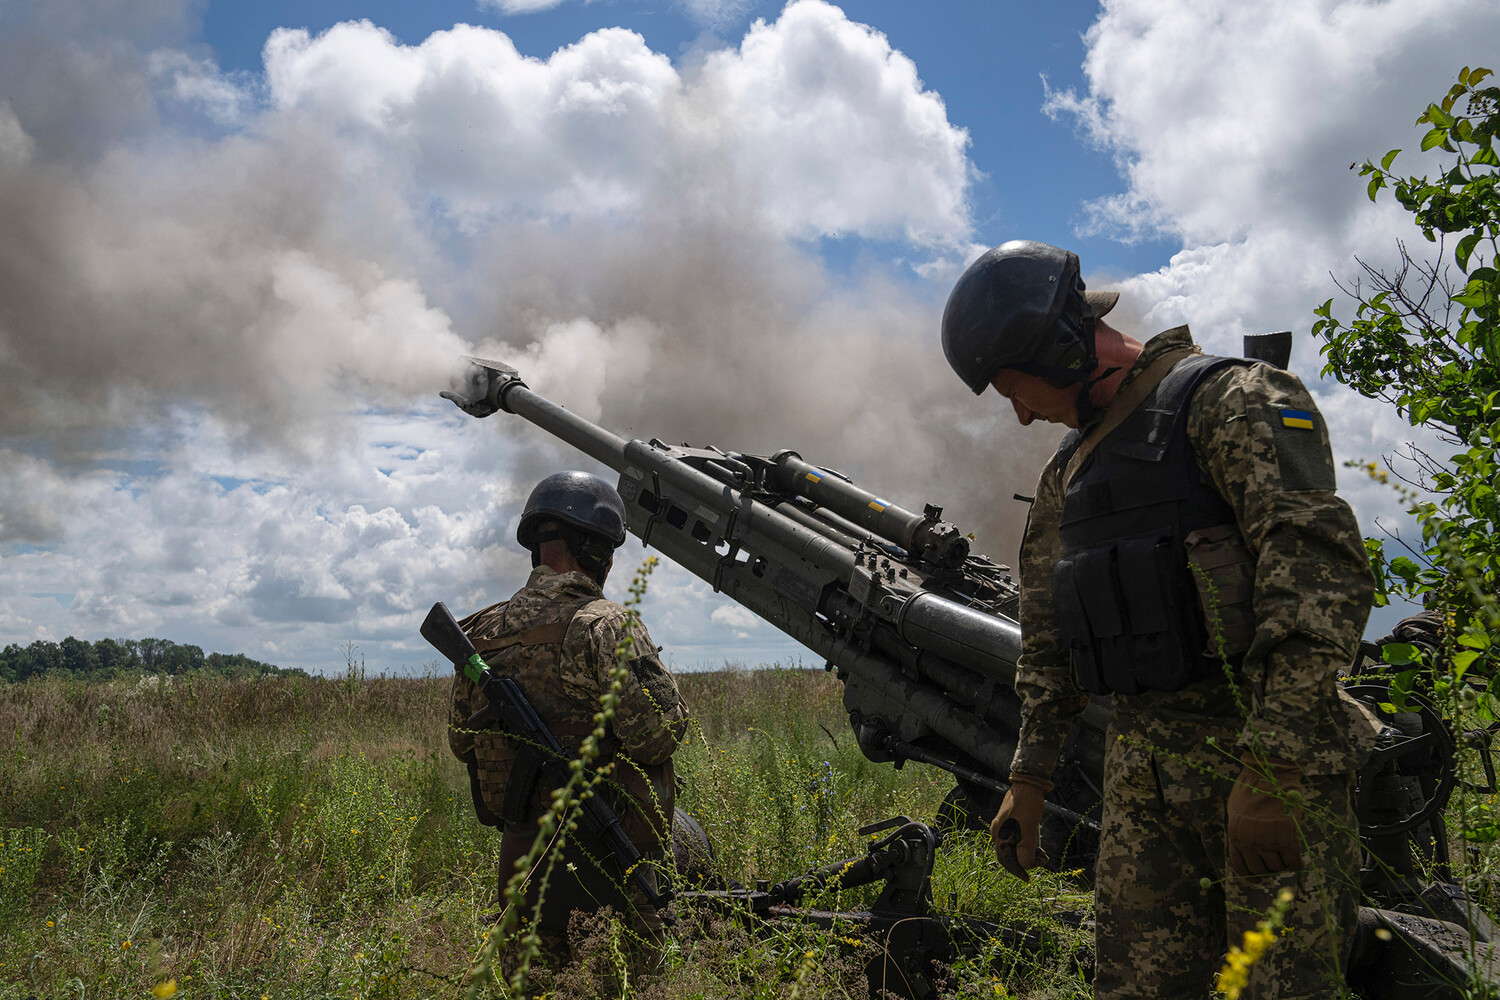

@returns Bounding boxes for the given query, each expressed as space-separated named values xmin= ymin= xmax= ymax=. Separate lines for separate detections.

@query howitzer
xmin=440 ymin=356 xmax=1500 ymax=998
xmin=442 ymin=356 xmax=1108 ymax=852
xmin=420 ymin=600 xmax=671 ymax=910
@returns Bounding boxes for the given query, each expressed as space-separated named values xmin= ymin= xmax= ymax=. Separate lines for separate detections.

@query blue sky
xmin=2 ymin=0 xmax=1493 ymax=672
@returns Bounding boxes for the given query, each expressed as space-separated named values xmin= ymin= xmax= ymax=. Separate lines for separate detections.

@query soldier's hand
xmin=990 ymin=773 xmax=1053 ymax=881
xmin=1227 ymin=756 xmax=1305 ymax=877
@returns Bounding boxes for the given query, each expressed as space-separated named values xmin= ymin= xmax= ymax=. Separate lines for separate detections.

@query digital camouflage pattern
xmin=1095 ymin=731 xmax=1360 ymax=999
xmin=1012 ymin=326 xmax=1378 ymax=779
xmin=449 ymin=564 xmax=690 ymax=842
xmin=1009 ymin=327 xmax=1379 ymax=998
xmin=448 ymin=564 xmax=689 ymax=953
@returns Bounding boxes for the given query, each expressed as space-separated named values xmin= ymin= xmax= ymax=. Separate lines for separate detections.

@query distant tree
xmin=57 ymin=636 xmax=101 ymax=677
xmin=0 ymin=636 xmax=291 ymax=681
xmin=1314 ymin=67 xmax=1499 ymax=706
xmin=94 ymin=637 xmax=137 ymax=675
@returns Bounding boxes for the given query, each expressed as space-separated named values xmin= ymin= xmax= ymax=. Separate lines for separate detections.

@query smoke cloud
xmin=0 ymin=0 xmax=1043 ymax=670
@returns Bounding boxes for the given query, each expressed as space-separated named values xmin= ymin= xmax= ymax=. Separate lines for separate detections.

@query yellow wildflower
xmin=151 ymin=980 xmax=178 ymax=998
xmin=1216 ymin=923 xmax=1279 ymax=999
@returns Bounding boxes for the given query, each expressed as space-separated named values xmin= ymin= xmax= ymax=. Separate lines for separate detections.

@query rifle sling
xmin=1063 ymin=347 xmax=1200 ymax=490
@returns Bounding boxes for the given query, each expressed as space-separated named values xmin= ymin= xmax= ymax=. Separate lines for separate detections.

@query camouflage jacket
xmin=448 ymin=566 xmax=690 ymax=839
xmin=1011 ymin=327 xmax=1379 ymax=783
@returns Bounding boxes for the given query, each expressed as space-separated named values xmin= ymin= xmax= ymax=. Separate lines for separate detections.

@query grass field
xmin=0 ymin=666 xmax=1090 ymax=999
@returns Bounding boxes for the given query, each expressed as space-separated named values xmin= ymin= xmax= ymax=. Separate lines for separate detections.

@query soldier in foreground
xmin=942 ymin=241 xmax=1378 ymax=998
xmin=446 ymin=471 xmax=690 ymax=967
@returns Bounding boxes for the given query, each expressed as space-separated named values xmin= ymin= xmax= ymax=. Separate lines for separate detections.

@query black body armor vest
xmin=1052 ymin=353 xmax=1251 ymax=695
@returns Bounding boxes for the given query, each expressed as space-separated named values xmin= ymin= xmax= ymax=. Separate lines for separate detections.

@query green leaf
xmin=1421 ymin=126 xmax=1450 ymax=152
xmin=1453 ymin=649 xmax=1481 ymax=676
xmin=1382 ymin=643 xmax=1421 ymax=666
xmin=1472 ymin=67 xmax=1494 ymax=86
xmin=1428 ymin=103 xmax=1457 ymax=127
xmin=1381 ymin=148 xmax=1401 ymax=171
xmin=1367 ymin=174 xmax=1385 ymax=202
xmin=1460 ymin=629 xmax=1492 ymax=650
xmin=1457 ymin=232 xmax=1483 ymax=270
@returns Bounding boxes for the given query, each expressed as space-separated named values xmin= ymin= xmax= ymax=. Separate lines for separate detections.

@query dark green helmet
xmin=941 ymin=240 xmax=1118 ymax=395
xmin=517 ymin=471 xmax=627 ymax=575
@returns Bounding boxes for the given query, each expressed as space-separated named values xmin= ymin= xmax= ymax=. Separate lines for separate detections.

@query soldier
xmin=447 ymin=471 xmax=690 ymax=966
xmin=941 ymin=241 xmax=1379 ymax=999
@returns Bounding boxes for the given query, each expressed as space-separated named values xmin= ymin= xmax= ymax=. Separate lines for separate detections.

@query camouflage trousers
xmin=1094 ymin=724 xmax=1361 ymax=1000
xmin=495 ymin=822 xmax=666 ymax=967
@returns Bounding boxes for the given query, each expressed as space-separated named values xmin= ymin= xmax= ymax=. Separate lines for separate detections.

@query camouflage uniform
xmin=448 ymin=564 xmax=690 ymax=959
xmin=1010 ymin=327 xmax=1378 ymax=999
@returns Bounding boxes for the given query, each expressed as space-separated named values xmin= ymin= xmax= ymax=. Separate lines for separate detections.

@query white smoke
xmin=0 ymin=0 xmax=1027 ymax=670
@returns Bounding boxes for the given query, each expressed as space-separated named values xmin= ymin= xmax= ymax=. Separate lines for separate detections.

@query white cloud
xmin=478 ymin=0 xmax=569 ymax=13
xmin=1052 ymin=0 xmax=1499 ymax=632
xmin=0 ymin=102 xmax=35 ymax=174
xmin=0 ymin=1 xmax=1001 ymax=670
xmin=694 ymin=0 xmax=973 ymax=247
xmin=1049 ymin=0 xmax=1496 ymax=247
xmin=257 ymin=3 xmax=972 ymax=244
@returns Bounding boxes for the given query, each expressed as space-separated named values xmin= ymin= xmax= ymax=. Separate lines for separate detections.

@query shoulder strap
xmin=1063 ymin=347 xmax=1199 ymax=490
xmin=473 ymin=620 xmax=572 ymax=657
xmin=472 ymin=594 xmax=599 ymax=659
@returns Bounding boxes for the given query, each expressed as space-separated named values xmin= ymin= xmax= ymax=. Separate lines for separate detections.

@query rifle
xmin=440 ymin=357 xmax=1108 ymax=848
xmin=420 ymin=600 xmax=671 ymax=910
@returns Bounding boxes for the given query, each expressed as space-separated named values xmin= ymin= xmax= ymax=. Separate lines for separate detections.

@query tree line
xmin=0 ymin=636 xmax=306 ymax=683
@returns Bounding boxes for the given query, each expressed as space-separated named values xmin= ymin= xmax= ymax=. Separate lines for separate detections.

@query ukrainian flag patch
xmin=1280 ymin=409 xmax=1315 ymax=430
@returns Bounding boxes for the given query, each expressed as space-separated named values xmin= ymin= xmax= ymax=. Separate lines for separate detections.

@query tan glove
xmin=1227 ymin=756 xmax=1305 ymax=877
xmin=990 ymin=773 xmax=1053 ymax=881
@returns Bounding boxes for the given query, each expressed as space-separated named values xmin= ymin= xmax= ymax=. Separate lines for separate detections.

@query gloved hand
xmin=1227 ymin=756 xmax=1305 ymax=877
xmin=990 ymin=772 xmax=1053 ymax=880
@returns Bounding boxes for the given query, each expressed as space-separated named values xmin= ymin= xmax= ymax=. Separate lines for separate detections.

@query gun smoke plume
xmin=0 ymin=0 xmax=1057 ymax=665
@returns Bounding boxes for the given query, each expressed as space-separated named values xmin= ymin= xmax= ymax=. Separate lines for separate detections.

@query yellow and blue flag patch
xmin=1280 ymin=409 xmax=1315 ymax=430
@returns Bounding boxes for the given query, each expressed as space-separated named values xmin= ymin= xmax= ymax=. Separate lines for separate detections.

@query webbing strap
xmin=474 ymin=620 xmax=571 ymax=657
xmin=1063 ymin=347 xmax=1199 ymax=490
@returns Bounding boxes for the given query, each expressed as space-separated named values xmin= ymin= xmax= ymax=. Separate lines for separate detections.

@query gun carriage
xmin=436 ymin=352 xmax=1499 ymax=999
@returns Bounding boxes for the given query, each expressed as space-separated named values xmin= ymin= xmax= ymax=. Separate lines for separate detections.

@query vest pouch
xmin=1113 ymin=534 xmax=1200 ymax=692
xmin=471 ymin=729 xmax=519 ymax=817
xmin=447 ymin=670 xmax=480 ymax=761
xmin=1052 ymin=535 xmax=1210 ymax=695
xmin=1052 ymin=547 xmax=1115 ymax=694
xmin=1184 ymin=523 xmax=1256 ymax=660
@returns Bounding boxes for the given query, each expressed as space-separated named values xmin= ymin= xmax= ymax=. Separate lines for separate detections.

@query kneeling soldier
xmin=447 ymin=471 xmax=690 ymax=965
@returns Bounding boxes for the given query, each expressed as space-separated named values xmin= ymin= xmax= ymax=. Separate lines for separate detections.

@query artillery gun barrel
xmin=497 ymin=379 xmax=630 ymax=471
xmin=495 ymin=374 xmax=1022 ymax=681
xmin=459 ymin=357 xmax=1040 ymax=787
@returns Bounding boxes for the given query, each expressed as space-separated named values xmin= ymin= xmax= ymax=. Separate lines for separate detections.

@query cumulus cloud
xmin=0 ymin=0 xmax=1021 ymax=670
xmin=1047 ymin=0 xmax=1500 ymax=630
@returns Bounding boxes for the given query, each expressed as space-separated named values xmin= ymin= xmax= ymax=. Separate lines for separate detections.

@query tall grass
xmin=0 ymin=668 xmax=1087 ymax=998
